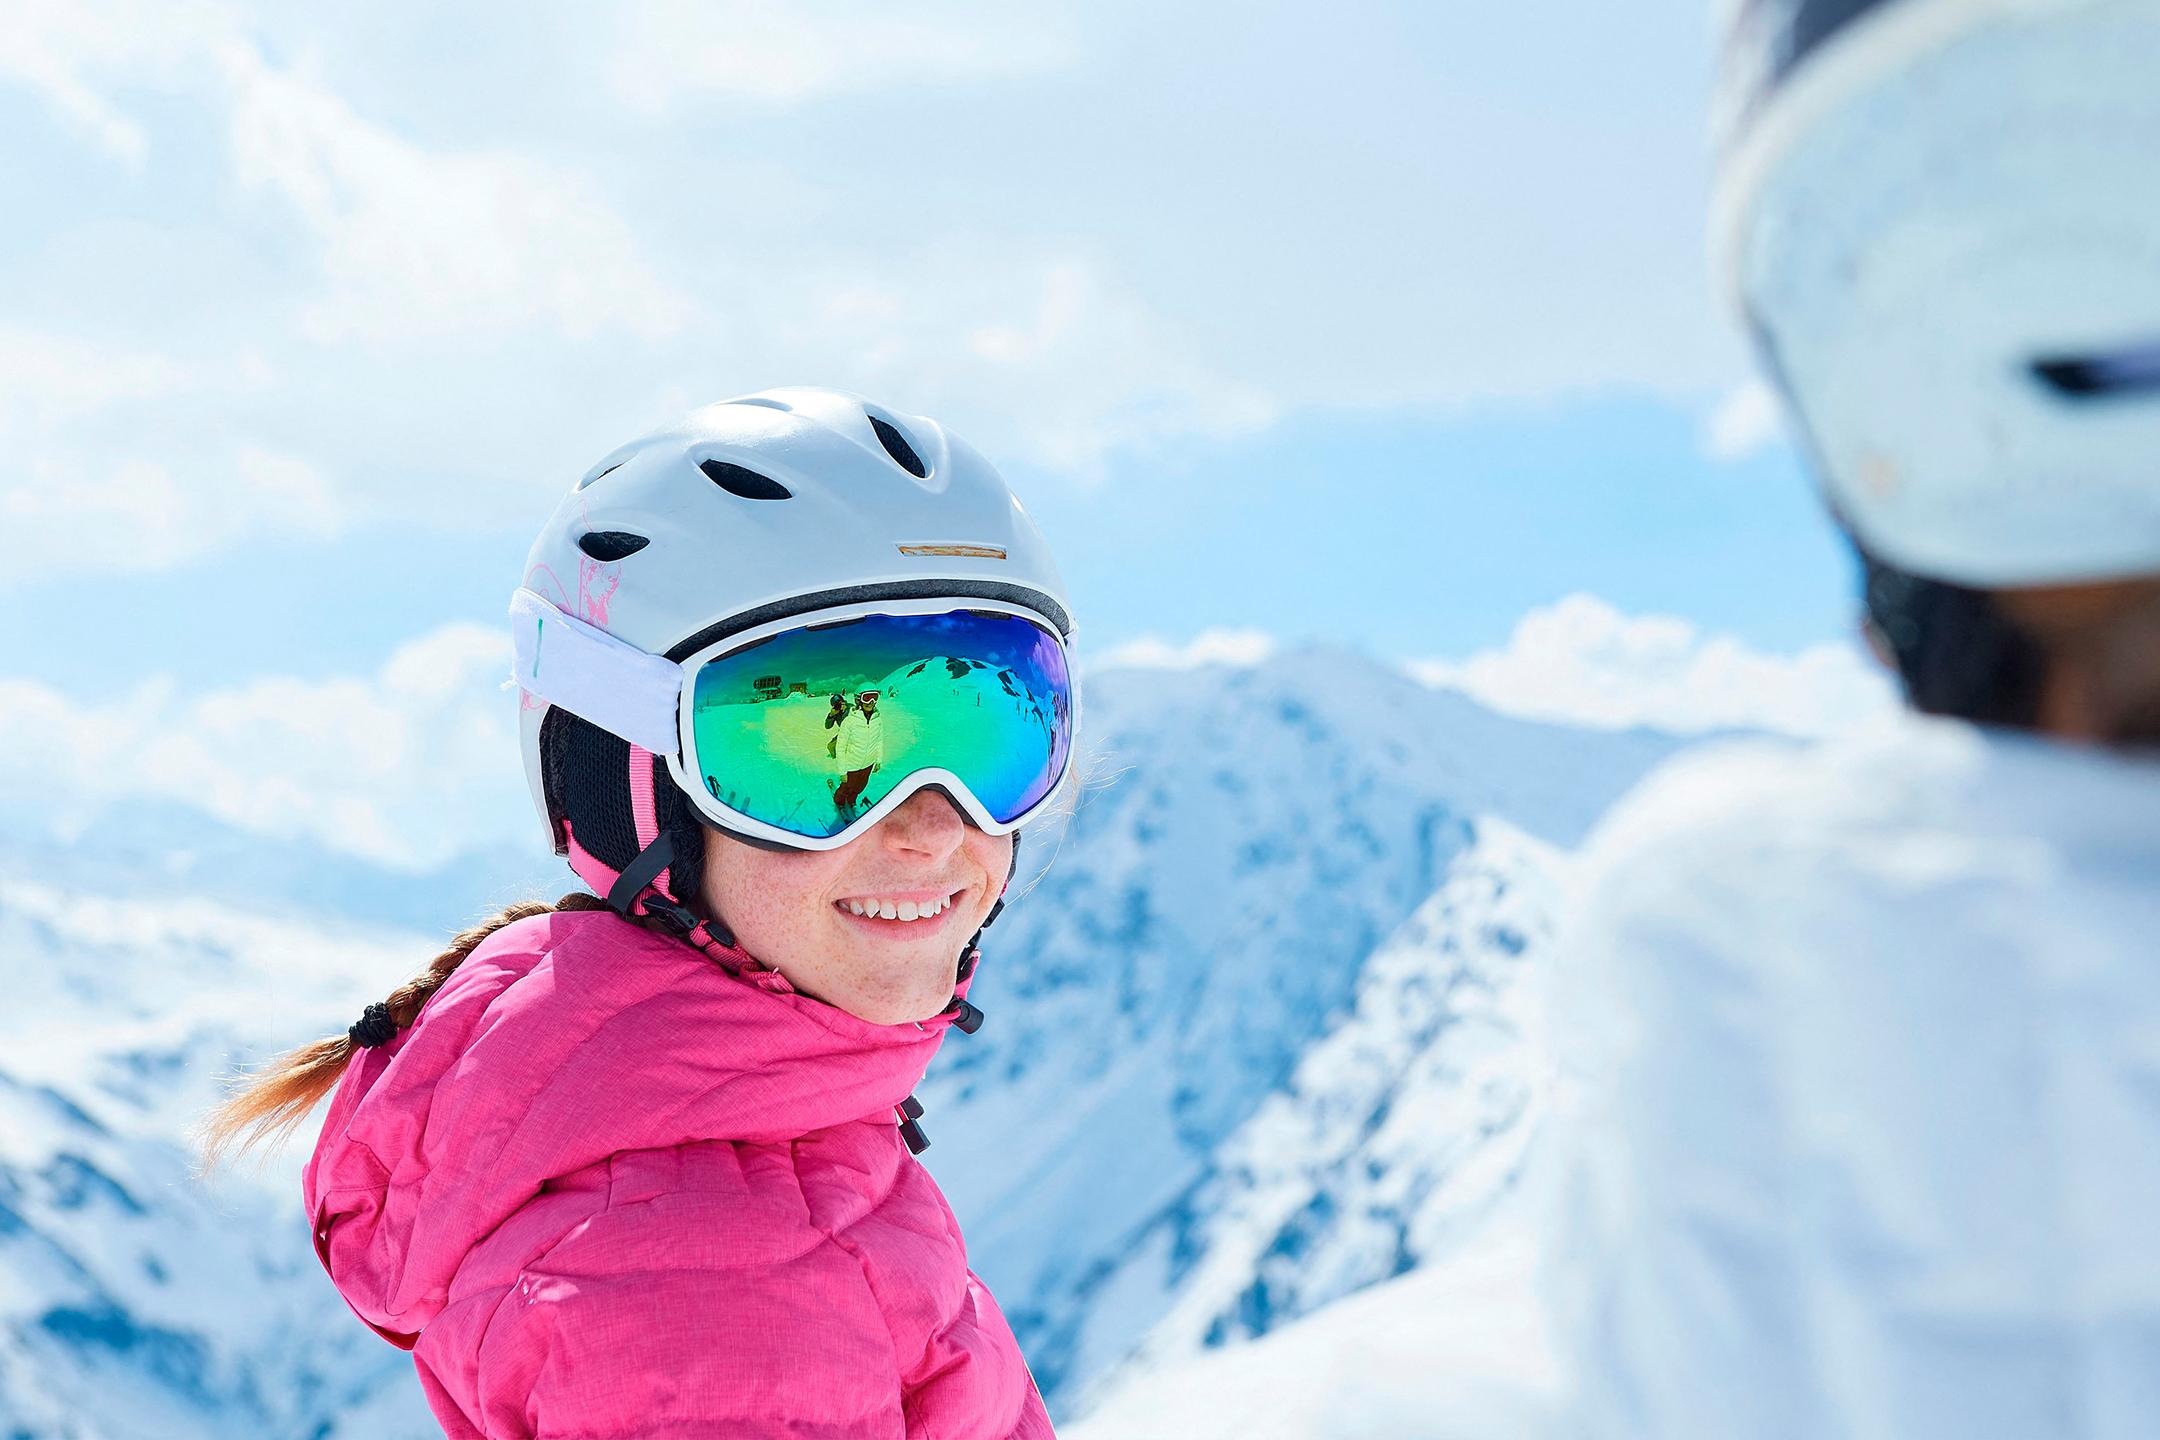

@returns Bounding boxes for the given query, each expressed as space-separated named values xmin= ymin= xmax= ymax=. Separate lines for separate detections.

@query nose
xmin=877 ymin=787 xmax=967 ymax=861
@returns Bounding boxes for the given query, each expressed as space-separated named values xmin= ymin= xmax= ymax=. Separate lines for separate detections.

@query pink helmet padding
xmin=561 ymin=819 xmax=622 ymax=898
xmin=625 ymin=744 xmax=674 ymax=904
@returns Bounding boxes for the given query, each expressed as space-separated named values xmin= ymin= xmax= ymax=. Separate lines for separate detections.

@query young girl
xmin=202 ymin=388 xmax=1077 ymax=1438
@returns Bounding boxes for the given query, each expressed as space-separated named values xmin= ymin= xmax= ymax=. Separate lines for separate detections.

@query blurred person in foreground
xmin=1549 ymin=2 xmax=2160 ymax=1436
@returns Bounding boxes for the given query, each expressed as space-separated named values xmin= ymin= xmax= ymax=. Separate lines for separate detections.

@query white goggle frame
xmin=510 ymin=588 xmax=1078 ymax=851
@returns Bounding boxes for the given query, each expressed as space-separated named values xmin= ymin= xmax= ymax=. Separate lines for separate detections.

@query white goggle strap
xmin=508 ymin=589 xmax=683 ymax=760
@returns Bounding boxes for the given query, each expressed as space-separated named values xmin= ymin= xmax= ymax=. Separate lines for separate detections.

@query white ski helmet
xmin=513 ymin=387 xmax=1074 ymax=914
xmin=1715 ymin=0 xmax=2160 ymax=586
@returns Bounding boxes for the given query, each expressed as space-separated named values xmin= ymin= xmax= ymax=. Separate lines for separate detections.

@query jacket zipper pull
xmin=897 ymin=1093 xmax=930 ymax=1155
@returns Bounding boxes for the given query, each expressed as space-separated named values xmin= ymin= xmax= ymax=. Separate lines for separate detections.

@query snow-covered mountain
xmin=0 ymin=645 xmax=1682 ymax=1435
xmin=0 ymin=881 xmax=443 ymax=1437
xmin=919 ymin=648 xmax=1676 ymax=1408
xmin=0 ymin=800 xmax=561 ymax=940
xmin=1069 ymin=819 xmax=1563 ymax=1409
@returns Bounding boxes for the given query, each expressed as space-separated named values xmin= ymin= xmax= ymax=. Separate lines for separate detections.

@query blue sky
xmin=2 ymin=1 xmax=1873 ymax=867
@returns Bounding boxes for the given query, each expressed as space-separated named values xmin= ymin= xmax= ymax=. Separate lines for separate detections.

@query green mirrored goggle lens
xmin=688 ymin=609 xmax=1073 ymax=840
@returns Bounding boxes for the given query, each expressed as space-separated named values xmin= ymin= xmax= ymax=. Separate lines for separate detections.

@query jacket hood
xmin=302 ymin=907 xmax=963 ymax=1345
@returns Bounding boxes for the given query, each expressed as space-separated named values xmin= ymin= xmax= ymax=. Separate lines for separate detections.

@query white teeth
xmin=841 ymin=893 xmax=956 ymax=921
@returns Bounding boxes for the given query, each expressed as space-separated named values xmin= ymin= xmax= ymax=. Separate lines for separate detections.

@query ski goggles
xmin=511 ymin=590 xmax=1076 ymax=849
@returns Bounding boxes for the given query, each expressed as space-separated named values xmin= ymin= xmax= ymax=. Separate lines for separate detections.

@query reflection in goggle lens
xmin=689 ymin=610 xmax=1072 ymax=840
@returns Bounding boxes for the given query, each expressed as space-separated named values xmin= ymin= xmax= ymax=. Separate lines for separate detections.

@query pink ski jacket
xmin=303 ymin=906 xmax=1054 ymax=1438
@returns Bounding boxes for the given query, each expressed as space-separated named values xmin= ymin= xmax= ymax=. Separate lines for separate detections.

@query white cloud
xmin=0 ymin=328 xmax=348 ymax=584
xmin=0 ymin=0 xmax=236 ymax=162
xmin=1 ymin=459 xmax=207 ymax=574
xmin=0 ymin=0 xmax=1762 ymax=598
xmin=3 ymin=10 xmax=686 ymax=344
xmin=764 ymin=254 xmax=1276 ymax=471
xmin=0 ymin=325 xmax=187 ymax=433
xmin=227 ymin=442 xmax=346 ymax=537
xmin=0 ymin=624 xmax=525 ymax=869
xmin=1701 ymin=376 xmax=1787 ymax=461
xmin=0 ymin=28 xmax=689 ymax=578
xmin=0 ymin=2 xmax=1279 ymax=502
xmin=1089 ymin=628 xmax=1278 ymax=672
xmin=216 ymin=40 xmax=686 ymax=342
xmin=1410 ymin=594 xmax=1896 ymax=740
xmin=606 ymin=0 xmax=1077 ymax=109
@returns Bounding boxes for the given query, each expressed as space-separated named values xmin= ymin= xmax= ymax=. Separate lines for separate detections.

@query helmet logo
xmin=898 ymin=544 xmax=1006 ymax=559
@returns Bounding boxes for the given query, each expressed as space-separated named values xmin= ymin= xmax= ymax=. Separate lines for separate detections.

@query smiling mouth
xmin=834 ymin=889 xmax=963 ymax=924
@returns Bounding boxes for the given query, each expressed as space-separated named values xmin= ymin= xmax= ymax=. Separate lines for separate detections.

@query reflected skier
xmin=835 ymin=689 xmax=886 ymax=816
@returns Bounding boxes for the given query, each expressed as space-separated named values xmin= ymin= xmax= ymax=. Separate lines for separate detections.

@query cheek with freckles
xmin=694 ymin=805 xmax=1014 ymax=1026
xmin=695 ymin=842 xmax=849 ymax=974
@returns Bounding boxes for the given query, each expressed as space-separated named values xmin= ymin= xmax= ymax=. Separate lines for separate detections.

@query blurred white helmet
xmin=1715 ymin=0 xmax=2160 ymax=585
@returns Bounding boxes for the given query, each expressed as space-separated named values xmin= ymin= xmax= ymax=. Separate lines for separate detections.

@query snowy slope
xmin=1069 ymin=820 xmax=1564 ymax=1411
xmin=0 ymin=879 xmax=441 ymax=1438
xmin=920 ymin=649 xmax=1675 ymax=1406
xmin=1064 ymin=1216 xmax=1559 ymax=1440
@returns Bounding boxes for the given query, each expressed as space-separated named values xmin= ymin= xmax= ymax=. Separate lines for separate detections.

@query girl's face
xmin=696 ymin=789 xmax=1013 ymax=1025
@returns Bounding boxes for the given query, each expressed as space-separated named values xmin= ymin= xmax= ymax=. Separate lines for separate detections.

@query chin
xmin=845 ymin=989 xmax=952 ymax=1027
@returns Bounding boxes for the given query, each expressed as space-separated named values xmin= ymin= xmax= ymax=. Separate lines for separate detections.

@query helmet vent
xmin=577 ymin=530 xmax=649 ymax=562
xmin=729 ymin=396 xmax=793 ymax=412
xmin=869 ymin=415 xmax=929 ymax=478
xmin=2031 ymin=342 xmax=2160 ymax=400
xmin=576 ymin=460 xmax=625 ymax=491
xmin=700 ymin=458 xmax=793 ymax=500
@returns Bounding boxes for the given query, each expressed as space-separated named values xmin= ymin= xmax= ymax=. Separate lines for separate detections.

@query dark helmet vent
xmin=700 ymin=459 xmax=792 ymax=500
xmin=869 ymin=415 xmax=928 ymax=478
xmin=2031 ymin=341 xmax=2160 ymax=399
xmin=577 ymin=530 xmax=649 ymax=562
xmin=576 ymin=460 xmax=625 ymax=492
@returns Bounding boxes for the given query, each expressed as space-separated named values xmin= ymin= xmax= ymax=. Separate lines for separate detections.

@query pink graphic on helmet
xmin=577 ymin=556 xmax=620 ymax=626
